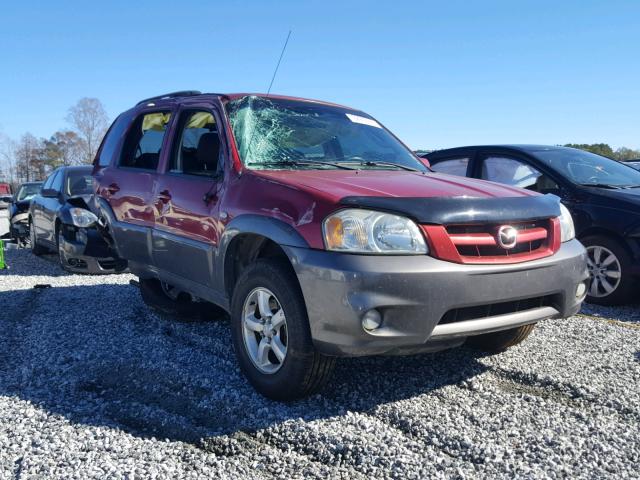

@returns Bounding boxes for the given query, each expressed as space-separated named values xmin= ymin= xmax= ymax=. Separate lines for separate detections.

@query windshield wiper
xmin=337 ymin=156 xmax=422 ymax=172
xmin=246 ymin=159 xmax=356 ymax=170
xmin=578 ymin=183 xmax=623 ymax=189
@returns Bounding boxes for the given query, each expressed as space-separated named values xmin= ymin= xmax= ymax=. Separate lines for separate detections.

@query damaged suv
xmin=93 ymin=91 xmax=588 ymax=400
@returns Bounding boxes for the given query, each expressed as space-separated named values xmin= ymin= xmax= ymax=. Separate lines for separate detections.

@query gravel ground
xmin=0 ymin=248 xmax=639 ymax=479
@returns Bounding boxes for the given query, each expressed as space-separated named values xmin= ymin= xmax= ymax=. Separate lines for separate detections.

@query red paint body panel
xmin=94 ymin=92 xmax=561 ymax=265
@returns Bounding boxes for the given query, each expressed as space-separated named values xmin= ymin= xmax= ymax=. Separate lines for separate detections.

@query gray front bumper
xmin=286 ymin=239 xmax=588 ymax=357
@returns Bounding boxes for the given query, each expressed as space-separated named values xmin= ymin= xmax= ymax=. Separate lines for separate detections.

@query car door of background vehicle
xmin=38 ymin=169 xmax=65 ymax=245
xmin=95 ymin=108 xmax=174 ymax=265
xmin=152 ymin=105 xmax=225 ymax=289
xmin=32 ymin=170 xmax=58 ymax=244
xmin=473 ymin=150 xmax=561 ymax=195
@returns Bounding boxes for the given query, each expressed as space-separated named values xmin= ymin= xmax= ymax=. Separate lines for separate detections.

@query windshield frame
xmin=223 ymin=95 xmax=429 ymax=173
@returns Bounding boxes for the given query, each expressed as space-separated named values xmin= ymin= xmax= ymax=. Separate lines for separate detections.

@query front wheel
xmin=582 ymin=235 xmax=634 ymax=306
xmin=230 ymin=259 xmax=335 ymax=400
xmin=466 ymin=324 xmax=536 ymax=353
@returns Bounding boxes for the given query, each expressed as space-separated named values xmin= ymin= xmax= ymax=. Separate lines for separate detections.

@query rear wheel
xmin=29 ymin=219 xmax=47 ymax=256
xmin=466 ymin=324 xmax=536 ymax=353
xmin=582 ymin=235 xmax=634 ymax=306
xmin=230 ymin=258 xmax=335 ymax=400
xmin=138 ymin=277 xmax=224 ymax=320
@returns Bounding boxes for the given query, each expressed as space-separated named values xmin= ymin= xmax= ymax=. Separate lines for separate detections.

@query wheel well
xmin=578 ymin=227 xmax=633 ymax=252
xmin=224 ymin=234 xmax=294 ymax=299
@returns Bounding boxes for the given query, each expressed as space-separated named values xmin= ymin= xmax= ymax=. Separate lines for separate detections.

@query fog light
xmin=362 ymin=309 xmax=382 ymax=331
xmin=576 ymin=282 xmax=587 ymax=298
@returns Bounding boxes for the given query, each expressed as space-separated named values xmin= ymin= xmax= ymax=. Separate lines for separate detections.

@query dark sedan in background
xmin=29 ymin=166 xmax=127 ymax=274
xmin=423 ymin=145 xmax=640 ymax=305
xmin=9 ymin=181 xmax=42 ymax=246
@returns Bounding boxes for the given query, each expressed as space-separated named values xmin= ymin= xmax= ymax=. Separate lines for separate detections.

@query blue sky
xmin=0 ymin=0 xmax=639 ymax=149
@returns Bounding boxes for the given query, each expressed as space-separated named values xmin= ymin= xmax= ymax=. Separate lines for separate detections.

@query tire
xmin=582 ymin=234 xmax=635 ymax=306
xmin=139 ymin=277 xmax=224 ymax=321
xmin=230 ymin=258 xmax=335 ymax=400
xmin=29 ymin=219 xmax=47 ymax=256
xmin=466 ymin=324 xmax=536 ymax=353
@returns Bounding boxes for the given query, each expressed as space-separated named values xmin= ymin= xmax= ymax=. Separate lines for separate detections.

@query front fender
xmin=216 ymin=214 xmax=310 ymax=296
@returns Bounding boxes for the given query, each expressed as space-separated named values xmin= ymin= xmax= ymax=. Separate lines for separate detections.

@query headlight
xmin=323 ymin=209 xmax=428 ymax=254
xmin=69 ymin=208 xmax=98 ymax=228
xmin=558 ymin=204 xmax=575 ymax=242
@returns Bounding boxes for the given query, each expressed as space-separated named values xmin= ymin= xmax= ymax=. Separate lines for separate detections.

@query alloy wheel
xmin=241 ymin=287 xmax=288 ymax=374
xmin=586 ymin=245 xmax=622 ymax=298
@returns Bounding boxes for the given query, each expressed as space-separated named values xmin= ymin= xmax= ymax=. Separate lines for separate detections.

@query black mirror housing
xmin=41 ymin=188 xmax=59 ymax=198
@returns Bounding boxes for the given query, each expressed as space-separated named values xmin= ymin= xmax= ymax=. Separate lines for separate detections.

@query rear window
xmin=119 ymin=111 xmax=172 ymax=170
xmin=97 ymin=113 xmax=131 ymax=167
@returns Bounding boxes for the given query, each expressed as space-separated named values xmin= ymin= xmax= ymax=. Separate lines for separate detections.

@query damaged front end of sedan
xmin=57 ymin=196 xmax=128 ymax=274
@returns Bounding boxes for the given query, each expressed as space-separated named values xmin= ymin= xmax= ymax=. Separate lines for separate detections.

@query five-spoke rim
xmin=586 ymin=245 xmax=622 ymax=298
xmin=242 ymin=287 xmax=288 ymax=374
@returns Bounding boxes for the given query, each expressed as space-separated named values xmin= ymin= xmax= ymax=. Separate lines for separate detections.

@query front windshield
xmin=17 ymin=184 xmax=41 ymax=201
xmin=533 ymin=148 xmax=640 ymax=187
xmin=225 ymin=96 xmax=427 ymax=172
xmin=65 ymin=171 xmax=93 ymax=196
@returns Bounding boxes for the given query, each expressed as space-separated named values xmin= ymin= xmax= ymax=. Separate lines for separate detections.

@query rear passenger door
xmin=152 ymin=106 xmax=225 ymax=289
xmin=96 ymin=109 xmax=174 ymax=264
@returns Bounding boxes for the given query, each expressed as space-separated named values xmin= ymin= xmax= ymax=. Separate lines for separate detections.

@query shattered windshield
xmin=225 ymin=96 xmax=427 ymax=172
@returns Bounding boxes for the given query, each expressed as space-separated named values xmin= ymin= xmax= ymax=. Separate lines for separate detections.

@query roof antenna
xmin=266 ymin=30 xmax=292 ymax=98
xmin=242 ymin=30 xmax=292 ymax=166
xmin=204 ymin=30 xmax=292 ymax=204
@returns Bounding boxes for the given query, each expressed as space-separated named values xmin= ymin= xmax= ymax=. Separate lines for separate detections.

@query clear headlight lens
xmin=558 ymin=204 xmax=575 ymax=242
xmin=323 ymin=209 xmax=428 ymax=254
xmin=69 ymin=208 xmax=98 ymax=228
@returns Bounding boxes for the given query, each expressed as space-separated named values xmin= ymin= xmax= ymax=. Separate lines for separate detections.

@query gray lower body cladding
xmin=286 ymin=239 xmax=588 ymax=356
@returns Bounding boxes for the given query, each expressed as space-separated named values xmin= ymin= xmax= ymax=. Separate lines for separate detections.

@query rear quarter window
xmin=97 ymin=113 xmax=132 ymax=167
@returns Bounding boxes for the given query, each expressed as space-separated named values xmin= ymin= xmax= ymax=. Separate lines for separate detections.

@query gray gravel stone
xmin=1 ymin=249 xmax=638 ymax=479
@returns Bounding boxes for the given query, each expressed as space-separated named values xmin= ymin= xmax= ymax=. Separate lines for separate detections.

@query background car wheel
xmin=230 ymin=258 xmax=335 ymax=400
xmin=582 ymin=235 xmax=634 ymax=306
xmin=466 ymin=324 xmax=536 ymax=353
xmin=138 ymin=277 xmax=225 ymax=321
xmin=29 ymin=220 xmax=47 ymax=256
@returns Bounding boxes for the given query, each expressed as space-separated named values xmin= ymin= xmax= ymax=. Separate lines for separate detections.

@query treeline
xmin=563 ymin=144 xmax=640 ymax=161
xmin=0 ymin=98 xmax=109 ymax=189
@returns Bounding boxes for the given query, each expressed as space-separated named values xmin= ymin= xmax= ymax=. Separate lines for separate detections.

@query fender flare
xmin=216 ymin=214 xmax=309 ymax=295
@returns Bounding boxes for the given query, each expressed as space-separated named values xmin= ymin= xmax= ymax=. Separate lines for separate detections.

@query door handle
xmin=106 ymin=183 xmax=120 ymax=195
xmin=157 ymin=190 xmax=172 ymax=203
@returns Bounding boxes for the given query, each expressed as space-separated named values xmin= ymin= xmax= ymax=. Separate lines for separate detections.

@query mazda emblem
xmin=497 ymin=225 xmax=518 ymax=249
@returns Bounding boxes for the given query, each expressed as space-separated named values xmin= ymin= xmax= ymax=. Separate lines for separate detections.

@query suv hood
xmin=253 ymin=169 xmax=536 ymax=201
xmin=252 ymin=170 xmax=560 ymax=224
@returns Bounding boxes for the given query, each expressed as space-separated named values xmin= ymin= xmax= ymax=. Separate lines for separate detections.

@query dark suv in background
xmin=93 ymin=92 xmax=587 ymax=399
xmin=424 ymin=145 xmax=640 ymax=305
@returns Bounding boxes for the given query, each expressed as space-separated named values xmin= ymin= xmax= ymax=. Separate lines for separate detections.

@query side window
xmin=481 ymin=156 xmax=559 ymax=192
xmin=431 ymin=157 xmax=469 ymax=176
xmin=42 ymin=171 xmax=58 ymax=190
xmin=51 ymin=170 xmax=65 ymax=192
xmin=169 ymin=110 xmax=221 ymax=177
xmin=97 ymin=114 xmax=131 ymax=167
xmin=119 ymin=111 xmax=172 ymax=170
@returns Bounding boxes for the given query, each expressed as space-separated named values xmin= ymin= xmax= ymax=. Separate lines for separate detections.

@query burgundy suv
xmin=93 ymin=91 xmax=588 ymax=400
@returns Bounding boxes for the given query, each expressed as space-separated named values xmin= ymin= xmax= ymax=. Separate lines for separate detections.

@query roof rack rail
xmin=136 ymin=90 xmax=202 ymax=106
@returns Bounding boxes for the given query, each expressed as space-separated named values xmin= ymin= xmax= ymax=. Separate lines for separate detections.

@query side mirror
xmin=41 ymin=188 xmax=59 ymax=198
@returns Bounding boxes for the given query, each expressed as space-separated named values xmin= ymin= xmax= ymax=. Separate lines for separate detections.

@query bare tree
xmin=15 ymin=133 xmax=45 ymax=182
xmin=0 ymin=132 xmax=17 ymax=186
xmin=43 ymin=130 xmax=83 ymax=168
xmin=66 ymin=97 xmax=109 ymax=164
